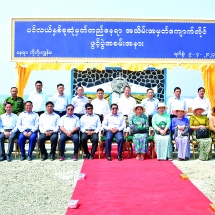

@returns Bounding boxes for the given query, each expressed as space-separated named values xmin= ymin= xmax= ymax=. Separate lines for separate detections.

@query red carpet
xmin=66 ymin=154 xmax=213 ymax=215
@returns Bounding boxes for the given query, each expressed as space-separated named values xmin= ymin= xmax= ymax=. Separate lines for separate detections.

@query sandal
xmin=168 ymin=158 xmax=173 ymax=161
xmin=136 ymin=156 xmax=140 ymax=160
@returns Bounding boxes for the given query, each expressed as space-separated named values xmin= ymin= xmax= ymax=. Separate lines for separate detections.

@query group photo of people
xmin=0 ymin=79 xmax=214 ymax=163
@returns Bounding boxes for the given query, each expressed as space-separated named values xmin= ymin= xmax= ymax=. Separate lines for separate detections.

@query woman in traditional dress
xmin=129 ymin=104 xmax=149 ymax=160
xmin=209 ymin=106 xmax=215 ymax=138
xmin=152 ymin=103 xmax=172 ymax=160
xmin=190 ymin=103 xmax=212 ymax=161
xmin=171 ymin=107 xmax=190 ymax=160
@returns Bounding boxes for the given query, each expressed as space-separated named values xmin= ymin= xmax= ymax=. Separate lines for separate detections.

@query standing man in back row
xmin=28 ymin=80 xmax=48 ymax=116
xmin=166 ymin=87 xmax=187 ymax=119
xmin=51 ymin=84 xmax=69 ymax=117
xmin=4 ymin=87 xmax=24 ymax=115
xmin=118 ymin=86 xmax=136 ymax=117
xmin=71 ymin=86 xmax=89 ymax=119
xmin=141 ymin=88 xmax=159 ymax=127
xmin=91 ymin=88 xmax=110 ymax=122
xmin=193 ymin=87 xmax=211 ymax=118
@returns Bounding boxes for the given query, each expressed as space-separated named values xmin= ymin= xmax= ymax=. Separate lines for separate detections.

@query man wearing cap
xmin=80 ymin=103 xmax=101 ymax=159
xmin=3 ymin=87 xmax=24 ymax=115
xmin=141 ymin=88 xmax=159 ymax=127
xmin=193 ymin=87 xmax=211 ymax=118
xmin=166 ymin=87 xmax=187 ymax=119
xmin=102 ymin=103 xmax=126 ymax=161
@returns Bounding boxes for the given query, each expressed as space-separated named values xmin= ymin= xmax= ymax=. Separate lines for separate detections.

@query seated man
xmin=0 ymin=102 xmax=18 ymax=162
xmin=38 ymin=101 xmax=60 ymax=161
xmin=58 ymin=104 xmax=80 ymax=161
xmin=17 ymin=101 xmax=39 ymax=161
xmin=102 ymin=103 xmax=126 ymax=161
xmin=80 ymin=103 xmax=101 ymax=159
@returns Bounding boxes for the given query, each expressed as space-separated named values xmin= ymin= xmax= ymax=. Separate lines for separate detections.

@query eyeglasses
xmin=112 ymin=108 xmax=118 ymax=110
xmin=87 ymin=108 xmax=93 ymax=110
xmin=67 ymin=108 xmax=74 ymax=111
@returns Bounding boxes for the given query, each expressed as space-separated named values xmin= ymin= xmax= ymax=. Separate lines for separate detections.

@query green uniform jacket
xmin=4 ymin=96 xmax=24 ymax=114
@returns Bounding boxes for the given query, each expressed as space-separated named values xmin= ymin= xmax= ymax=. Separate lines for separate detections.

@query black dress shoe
xmin=89 ymin=155 xmax=94 ymax=160
xmin=50 ymin=154 xmax=55 ymax=161
xmin=41 ymin=154 xmax=48 ymax=161
xmin=117 ymin=156 xmax=122 ymax=161
xmin=107 ymin=157 xmax=112 ymax=161
xmin=84 ymin=153 xmax=90 ymax=159
xmin=7 ymin=155 xmax=11 ymax=162
xmin=0 ymin=156 xmax=6 ymax=162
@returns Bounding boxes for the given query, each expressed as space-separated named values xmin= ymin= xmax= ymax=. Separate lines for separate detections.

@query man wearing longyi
xmin=102 ymin=103 xmax=126 ymax=161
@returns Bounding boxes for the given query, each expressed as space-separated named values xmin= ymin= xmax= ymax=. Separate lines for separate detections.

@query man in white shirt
xmin=102 ymin=103 xmax=126 ymax=161
xmin=117 ymin=86 xmax=136 ymax=117
xmin=17 ymin=101 xmax=39 ymax=161
xmin=80 ymin=103 xmax=101 ymax=159
xmin=58 ymin=104 xmax=80 ymax=161
xmin=193 ymin=87 xmax=211 ymax=118
xmin=38 ymin=101 xmax=60 ymax=161
xmin=91 ymin=88 xmax=110 ymax=122
xmin=28 ymin=80 xmax=48 ymax=116
xmin=141 ymin=88 xmax=159 ymax=126
xmin=71 ymin=86 xmax=89 ymax=118
xmin=0 ymin=102 xmax=18 ymax=162
xmin=166 ymin=87 xmax=187 ymax=118
xmin=51 ymin=83 xmax=69 ymax=117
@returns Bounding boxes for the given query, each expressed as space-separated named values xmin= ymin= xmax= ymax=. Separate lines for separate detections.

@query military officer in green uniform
xmin=4 ymin=87 xmax=24 ymax=115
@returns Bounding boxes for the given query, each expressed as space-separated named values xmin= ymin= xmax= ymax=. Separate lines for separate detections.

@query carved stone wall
xmin=73 ymin=69 xmax=164 ymax=101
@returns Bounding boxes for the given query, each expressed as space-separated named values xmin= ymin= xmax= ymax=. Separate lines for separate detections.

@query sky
xmin=0 ymin=0 xmax=214 ymax=97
